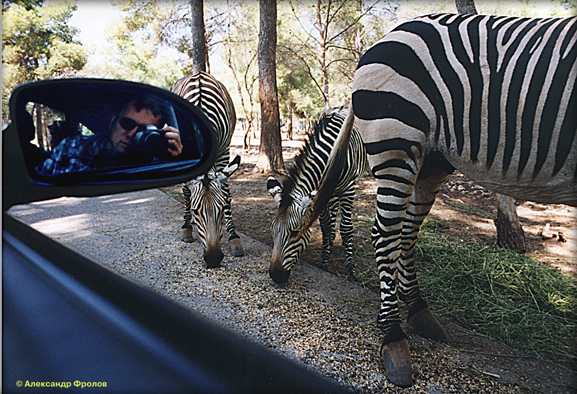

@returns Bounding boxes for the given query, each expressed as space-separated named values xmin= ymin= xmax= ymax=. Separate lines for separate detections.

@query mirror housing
xmin=3 ymin=78 xmax=218 ymax=210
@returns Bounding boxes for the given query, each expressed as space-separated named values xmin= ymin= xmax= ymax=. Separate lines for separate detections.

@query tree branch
xmin=278 ymin=42 xmax=328 ymax=103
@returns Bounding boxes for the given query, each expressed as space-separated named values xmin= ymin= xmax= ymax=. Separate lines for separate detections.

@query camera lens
xmin=133 ymin=125 xmax=170 ymax=157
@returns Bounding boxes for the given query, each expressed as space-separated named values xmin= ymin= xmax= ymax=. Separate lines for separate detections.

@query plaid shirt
xmin=37 ymin=134 xmax=113 ymax=175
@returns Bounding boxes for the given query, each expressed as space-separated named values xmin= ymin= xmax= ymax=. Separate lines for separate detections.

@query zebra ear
xmin=301 ymin=196 xmax=313 ymax=210
xmin=222 ymin=153 xmax=242 ymax=178
xmin=267 ymin=176 xmax=283 ymax=205
xmin=210 ymin=170 xmax=230 ymax=189
xmin=301 ymin=190 xmax=317 ymax=210
xmin=192 ymin=174 xmax=203 ymax=185
xmin=301 ymin=191 xmax=317 ymax=210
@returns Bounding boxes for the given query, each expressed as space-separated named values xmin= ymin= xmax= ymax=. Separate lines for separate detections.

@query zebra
xmin=171 ymin=72 xmax=244 ymax=268
xmin=267 ymin=107 xmax=368 ymax=283
xmin=304 ymin=14 xmax=577 ymax=387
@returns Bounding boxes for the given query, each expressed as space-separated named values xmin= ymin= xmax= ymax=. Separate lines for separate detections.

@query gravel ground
xmin=9 ymin=190 xmax=573 ymax=394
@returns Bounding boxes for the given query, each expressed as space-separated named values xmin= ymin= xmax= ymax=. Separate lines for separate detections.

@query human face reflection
xmin=111 ymin=101 xmax=162 ymax=154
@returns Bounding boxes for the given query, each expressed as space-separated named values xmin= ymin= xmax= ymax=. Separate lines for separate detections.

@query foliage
xmin=476 ymin=0 xmax=577 ymax=17
xmin=4 ymin=0 xmax=576 ymax=121
xmin=97 ymin=0 xmax=186 ymax=89
xmin=89 ymin=40 xmax=184 ymax=90
xmin=339 ymin=205 xmax=577 ymax=373
xmin=277 ymin=1 xmax=371 ymax=116
xmin=273 ymin=0 xmax=401 ymax=122
xmin=416 ymin=218 xmax=577 ymax=366
xmin=2 ymin=0 xmax=43 ymax=12
xmin=351 ymin=216 xmax=576 ymax=367
xmin=82 ymin=0 xmax=577 ymax=129
xmin=2 ymin=0 xmax=86 ymax=113
xmin=217 ymin=1 xmax=260 ymax=135
xmin=108 ymin=0 xmax=241 ymax=83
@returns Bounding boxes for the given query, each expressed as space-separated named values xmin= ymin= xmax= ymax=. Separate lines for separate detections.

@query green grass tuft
xmin=416 ymin=218 xmax=577 ymax=366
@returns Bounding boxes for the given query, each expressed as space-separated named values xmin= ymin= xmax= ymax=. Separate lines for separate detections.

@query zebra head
xmin=189 ymin=155 xmax=240 ymax=268
xmin=267 ymin=176 xmax=316 ymax=284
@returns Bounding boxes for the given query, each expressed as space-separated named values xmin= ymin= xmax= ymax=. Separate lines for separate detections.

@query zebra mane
xmin=301 ymin=107 xmax=354 ymax=233
xmin=279 ymin=109 xmax=338 ymax=210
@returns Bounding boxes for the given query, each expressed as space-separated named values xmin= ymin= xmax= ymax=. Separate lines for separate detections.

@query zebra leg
xmin=367 ymin=136 xmax=429 ymax=387
xmin=181 ymin=183 xmax=194 ymax=243
xmin=225 ymin=204 xmax=244 ymax=257
xmin=328 ymin=196 xmax=339 ymax=247
xmin=319 ymin=206 xmax=332 ymax=268
xmin=369 ymin=176 xmax=414 ymax=386
xmin=372 ymin=222 xmax=413 ymax=387
xmin=339 ymin=189 xmax=356 ymax=281
xmin=223 ymin=183 xmax=244 ymax=257
xmin=399 ymin=160 xmax=452 ymax=341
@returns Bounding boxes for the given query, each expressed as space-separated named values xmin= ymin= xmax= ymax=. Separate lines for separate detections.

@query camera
xmin=133 ymin=125 xmax=170 ymax=157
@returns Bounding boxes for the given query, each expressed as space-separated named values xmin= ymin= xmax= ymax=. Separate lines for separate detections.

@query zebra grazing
xmin=267 ymin=107 xmax=368 ymax=283
xmin=171 ymin=72 xmax=244 ymax=268
xmin=306 ymin=14 xmax=576 ymax=387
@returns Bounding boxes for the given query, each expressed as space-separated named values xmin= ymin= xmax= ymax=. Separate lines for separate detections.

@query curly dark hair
xmin=111 ymin=94 xmax=169 ymax=124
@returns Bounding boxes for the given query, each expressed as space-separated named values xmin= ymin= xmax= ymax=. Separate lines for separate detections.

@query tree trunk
xmin=34 ymin=103 xmax=46 ymax=149
xmin=287 ymin=107 xmax=293 ymax=140
xmin=190 ymin=0 xmax=207 ymax=74
xmin=494 ymin=194 xmax=526 ymax=253
xmin=243 ymin=123 xmax=252 ymax=150
xmin=316 ymin=0 xmax=330 ymax=110
xmin=455 ymin=0 xmax=478 ymax=14
xmin=258 ymin=0 xmax=283 ymax=172
xmin=454 ymin=0 xmax=526 ymax=252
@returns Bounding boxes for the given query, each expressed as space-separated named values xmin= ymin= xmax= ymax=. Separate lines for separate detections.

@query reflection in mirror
xmin=14 ymin=79 xmax=215 ymax=185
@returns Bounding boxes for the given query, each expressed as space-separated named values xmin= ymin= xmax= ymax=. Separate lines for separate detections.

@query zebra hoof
xmin=408 ymin=307 xmax=448 ymax=341
xmin=181 ymin=227 xmax=193 ymax=243
xmin=230 ymin=238 xmax=244 ymax=257
xmin=381 ymin=339 xmax=413 ymax=387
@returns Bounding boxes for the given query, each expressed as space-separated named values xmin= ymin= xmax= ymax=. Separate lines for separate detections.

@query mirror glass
xmin=12 ymin=79 xmax=215 ymax=185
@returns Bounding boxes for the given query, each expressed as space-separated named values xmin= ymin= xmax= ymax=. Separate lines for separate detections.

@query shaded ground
xmin=228 ymin=135 xmax=576 ymax=282
xmin=163 ymin=130 xmax=576 ymax=393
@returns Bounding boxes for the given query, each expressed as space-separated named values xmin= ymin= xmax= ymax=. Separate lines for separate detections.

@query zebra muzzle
xmin=269 ymin=265 xmax=290 ymax=284
xmin=204 ymin=249 xmax=223 ymax=268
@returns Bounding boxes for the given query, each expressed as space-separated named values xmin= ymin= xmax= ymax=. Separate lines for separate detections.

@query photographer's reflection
xmin=38 ymin=96 xmax=183 ymax=175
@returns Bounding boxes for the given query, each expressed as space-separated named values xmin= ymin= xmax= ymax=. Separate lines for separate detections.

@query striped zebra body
xmin=171 ymin=72 xmax=244 ymax=267
xmin=309 ymin=14 xmax=576 ymax=387
xmin=267 ymin=107 xmax=368 ymax=283
xmin=355 ymin=14 xmax=577 ymax=205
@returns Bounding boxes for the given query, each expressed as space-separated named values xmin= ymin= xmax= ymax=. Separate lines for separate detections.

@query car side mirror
xmin=3 ymin=79 xmax=218 ymax=210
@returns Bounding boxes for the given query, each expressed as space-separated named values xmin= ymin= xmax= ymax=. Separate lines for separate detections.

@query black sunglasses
xmin=118 ymin=116 xmax=144 ymax=131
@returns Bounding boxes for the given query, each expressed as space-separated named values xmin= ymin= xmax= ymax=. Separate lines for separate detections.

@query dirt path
xmin=185 ymin=128 xmax=576 ymax=393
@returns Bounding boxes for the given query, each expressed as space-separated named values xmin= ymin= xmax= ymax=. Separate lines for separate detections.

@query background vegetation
xmin=343 ymin=213 xmax=577 ymax=367
xmin=416 ymin=219 xmax=576 ymax=366
xmin=4 ymin=0 xmax=576 ymax=124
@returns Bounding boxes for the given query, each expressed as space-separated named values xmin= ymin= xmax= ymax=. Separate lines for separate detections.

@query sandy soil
xmin=163 ymin=128 xmax=576 ymax=393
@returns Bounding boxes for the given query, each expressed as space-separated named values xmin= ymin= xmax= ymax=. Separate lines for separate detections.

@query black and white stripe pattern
xmin=171 ymin=72 xmax=243 ymax=267
xmin=353 ymin=13 xmax=576 ymax=338
xmin=307 ymin=14 xmax=575 ymax=383
xmin=267 ymin=107 xmax=368 ymax=283
xmin=355 ymin=14 xmax=576 ymax=199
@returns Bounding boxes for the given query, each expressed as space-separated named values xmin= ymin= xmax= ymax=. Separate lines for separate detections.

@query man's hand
xmin=163 ymin=126 xmax=183 ymax=157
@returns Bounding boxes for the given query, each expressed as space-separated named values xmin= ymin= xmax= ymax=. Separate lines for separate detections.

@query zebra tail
xmin=301 ymin=106 xmax=356 ymax=235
